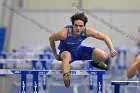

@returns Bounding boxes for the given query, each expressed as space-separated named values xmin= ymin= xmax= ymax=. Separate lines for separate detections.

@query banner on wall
xmin=0 ymin=27 xmax=6 ymax=70
xmin=0 ymin=27 xmax=6 ymax=53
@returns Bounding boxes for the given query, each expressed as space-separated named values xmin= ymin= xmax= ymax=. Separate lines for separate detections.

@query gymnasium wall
xmin=9 ymin=11 xmax=139 ymax=50
xmin=23 ymin=0 xmax=140 ymax=10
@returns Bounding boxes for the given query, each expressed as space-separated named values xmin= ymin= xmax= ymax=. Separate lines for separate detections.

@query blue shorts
xmin=59 ymin=46 xmax=96 ymax=63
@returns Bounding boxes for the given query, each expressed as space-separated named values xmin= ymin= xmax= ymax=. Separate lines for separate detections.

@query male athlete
xmin=49 ymin=13 xmax=117 ymax=87
xmin=127 ymin=29 xmax=140 ymax=79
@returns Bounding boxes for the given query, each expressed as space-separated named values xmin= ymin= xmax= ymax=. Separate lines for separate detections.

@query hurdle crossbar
xmin=0 ymin=69 xmax=105 ymax=75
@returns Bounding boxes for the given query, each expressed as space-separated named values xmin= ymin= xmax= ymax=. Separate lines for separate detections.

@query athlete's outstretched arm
xmin=86 ymin=27 xmax=117 ymax=57
xmin=49 ymin=28 xmax=67 ymax=60
xmin=127 ymin=55 xmax=140 ymax=79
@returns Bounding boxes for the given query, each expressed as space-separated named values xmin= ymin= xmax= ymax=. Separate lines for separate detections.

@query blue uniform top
xmin=58 ymin=25 xmax=87 ymax=51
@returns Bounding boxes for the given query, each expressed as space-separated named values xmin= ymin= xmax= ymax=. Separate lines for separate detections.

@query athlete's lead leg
xmin=61 ymin=51 xmax=71 ymax=87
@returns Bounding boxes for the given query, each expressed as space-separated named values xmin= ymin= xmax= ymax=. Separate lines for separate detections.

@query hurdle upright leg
xmin=21 ymin=71 xmax=27 ymax=93
xmin=97 ymin=71 xmax=105 ymax=93
xmin=33 ymin=71 xmax=39 ymax=93
xmin=114 ymin=84 xmax=120 ymax=93
xmin=40 ymin=60 xmax=47 ymax=91
xmin=89 ymin=63 xmax=94 ymax=92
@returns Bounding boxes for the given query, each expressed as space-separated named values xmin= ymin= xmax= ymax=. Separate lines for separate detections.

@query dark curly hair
xmin=70 ymin=13 xmax=88 ymax=26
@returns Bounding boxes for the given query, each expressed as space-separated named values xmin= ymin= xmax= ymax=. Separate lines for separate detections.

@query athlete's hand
xmin=110 ymin=49 xmax=117 ymax=57
xmin=54 ymin=54 xmax=62 ymax=61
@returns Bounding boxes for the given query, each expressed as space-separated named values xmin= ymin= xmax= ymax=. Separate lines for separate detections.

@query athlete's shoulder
xmin=56 ymin=27 xmax=68 ymax=40
xmin=85 ymin=27 xmax=97 ymax=37
xmin=86 ymin=27 xmax=96 ymax=31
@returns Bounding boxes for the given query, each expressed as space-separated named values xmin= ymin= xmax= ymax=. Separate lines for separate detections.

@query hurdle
xmin=12 ymin=46 xmax=52 ymax=52
xmin=0 ymin=59 xmax=52 ymax=92
xmin=0 ymin=59 xmax=93 ymax=92
xmin=114 ymin=46 xmax=140 ymax=70
xmin=0 ymin=69 xmax=105 ymax=93
xmin=0 ymin=51 xmax=54 ymax=60
xmin=111 ymin=68 xmax=140 ymax=93
xmin=0 ymin=59 xmax=54 ymax=89
xmin=111 ymin=80 xmax=139 ymax=93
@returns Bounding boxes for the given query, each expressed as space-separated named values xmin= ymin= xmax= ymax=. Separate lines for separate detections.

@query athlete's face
xmin=72 ymin=20 xmax=84 ymax=35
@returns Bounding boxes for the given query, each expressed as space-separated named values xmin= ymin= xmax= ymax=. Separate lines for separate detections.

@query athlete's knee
xmin=102 ymin=52 xmax=109 ymax=62
xmin=61 ymin=51 xmax=71 ymax=60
